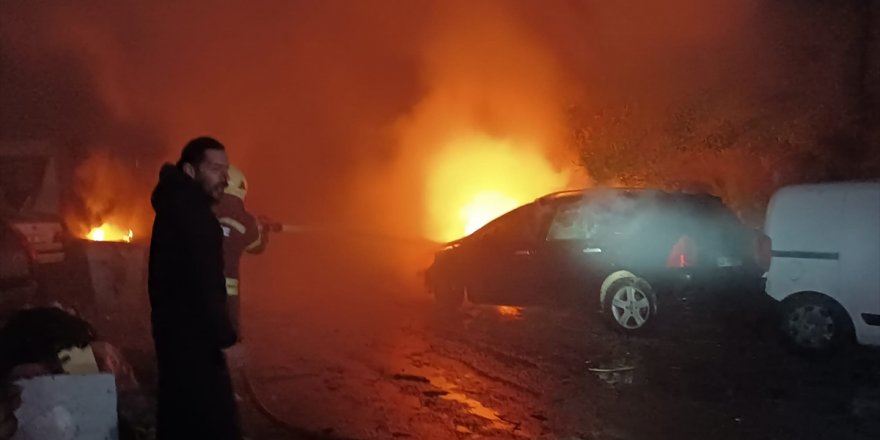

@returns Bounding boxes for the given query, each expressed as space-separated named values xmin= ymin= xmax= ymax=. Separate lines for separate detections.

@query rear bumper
xmin=862 ymin=313 xmax=880 ymax=327
xmin=34 ymin=251 xmax=65 ymax=264
xmin=659 ymin=266 xmax=766 ymax=295
xmin=651 ymin=268 xmax=775 ymax=328
xmin=32 ymin=241 xmax=65 ymax=264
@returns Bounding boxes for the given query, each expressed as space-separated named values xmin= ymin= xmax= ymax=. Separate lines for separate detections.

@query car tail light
xmin=753 ymin=230 xmax=772 ymax=273
xmin=667 ymin=235 xmax=697 ymax=268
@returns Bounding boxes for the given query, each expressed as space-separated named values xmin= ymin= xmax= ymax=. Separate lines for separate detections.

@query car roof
xmin=775 ymin=181 xmax=880 ymax=197
xmin=536 ymin=187 xmax=721 ymax=206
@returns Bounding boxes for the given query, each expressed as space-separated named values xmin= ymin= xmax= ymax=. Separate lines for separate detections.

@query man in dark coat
xmin=148 ymin=137 xmax=240 ymax=440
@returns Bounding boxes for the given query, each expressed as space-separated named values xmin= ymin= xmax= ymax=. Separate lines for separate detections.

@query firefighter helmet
xmin=225 ymin=165 xmax=248 ymax=201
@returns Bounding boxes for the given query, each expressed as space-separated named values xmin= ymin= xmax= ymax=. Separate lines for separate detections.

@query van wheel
xmin=779 ymin=293 xmax=854 ymax=354
xmin=602 ymin=275 xmax=656 ymax=333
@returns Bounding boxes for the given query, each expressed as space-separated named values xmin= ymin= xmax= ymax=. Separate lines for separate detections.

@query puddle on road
xmin=588 ymin=365 xmax=635 ymax=387
xmin=428 ymin=375 xmax=514 ymax=431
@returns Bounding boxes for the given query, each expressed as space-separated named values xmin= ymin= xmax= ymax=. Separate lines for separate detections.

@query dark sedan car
xmin=425 ymin=188 xmax=769 ymax=332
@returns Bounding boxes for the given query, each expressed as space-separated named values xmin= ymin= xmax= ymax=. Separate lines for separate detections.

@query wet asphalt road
xmin=32 ymin=236 xmax=880 ymax=439
xmin=236 ymin=235 xmax=880 ymax=440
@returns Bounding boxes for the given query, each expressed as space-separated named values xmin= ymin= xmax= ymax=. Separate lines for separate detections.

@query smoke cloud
xmin=3 ymin=0 xmax=861 ymax=235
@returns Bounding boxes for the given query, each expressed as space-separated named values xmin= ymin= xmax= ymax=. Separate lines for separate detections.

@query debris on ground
xmin=587 ymin=358 xmax=637 ymax=387
xmin=0 ymin=307 xmax=95 ymax=379
xmin=0 ymin=306 xmax=144 ymax=440
xmin=13 ymin=374 xmax=117 ymax=440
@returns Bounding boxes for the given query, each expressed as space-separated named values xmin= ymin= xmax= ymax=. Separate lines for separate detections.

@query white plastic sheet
xmin=13 ymin=374 xmax=117 ymax=440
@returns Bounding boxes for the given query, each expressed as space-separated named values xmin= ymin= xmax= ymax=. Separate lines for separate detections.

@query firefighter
xmin=214 ymin=165 xmax=268 ymax=341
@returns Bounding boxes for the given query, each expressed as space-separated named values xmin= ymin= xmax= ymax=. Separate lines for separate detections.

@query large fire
xmin=65 ymin=153 xmax=150 ymax=245
xmin=425 ymin=133 xmax=569 ymax=242
xmin=86 ymin=223 xmax=134 ymax=243
xmin=459 ymin=192 xmax=520 ymax=237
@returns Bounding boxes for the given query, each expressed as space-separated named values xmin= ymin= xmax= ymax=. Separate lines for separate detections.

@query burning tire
xmin=779 ymin=292 xmax=854 ymax=354
xmin=600 ymin=272 xmax=656 ymax=332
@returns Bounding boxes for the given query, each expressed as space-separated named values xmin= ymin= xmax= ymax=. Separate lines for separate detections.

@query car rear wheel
xmin=779 ymin=293 xmax=853 ymax=354
xmin=602 ymin=275 xmax=656 ymax=332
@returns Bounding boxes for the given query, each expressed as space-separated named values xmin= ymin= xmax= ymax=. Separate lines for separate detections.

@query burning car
xmin=425 ymin=188 xmax=770 ymax=332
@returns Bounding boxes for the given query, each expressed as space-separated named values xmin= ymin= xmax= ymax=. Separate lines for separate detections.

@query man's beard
xmin=196 ymin=174 xmax=225 ymax=201
xmin=208 ymin=183 xmax=225 ymax=201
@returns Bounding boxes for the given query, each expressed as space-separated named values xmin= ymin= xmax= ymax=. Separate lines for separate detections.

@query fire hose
xmin=239 ymin=364 xmax=354 ymax=440
xmin=238 ymin=222 xmax=434 ymax=439
xmin=262 ymin=223 xmax=307 ymax=234
xmin=261 ymin=222 xmax=436 ymax=246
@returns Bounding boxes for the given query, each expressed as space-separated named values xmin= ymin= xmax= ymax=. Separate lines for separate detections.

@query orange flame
xmin=496 ymin=306 xmax=523 ymax=318
xmin=66 ymin=153 xmax=150 ymax=244
xmin=425 ymin=133 xmax=569 ymax=242
xmin=86 ymin=223 xmax=134 ymax=243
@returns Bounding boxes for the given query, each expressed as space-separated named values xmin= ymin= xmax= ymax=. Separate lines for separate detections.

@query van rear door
xmin=765 ymin=186 xmax=842 ymax=301
xmin=843 ymin=185 xmax=880 ymax=345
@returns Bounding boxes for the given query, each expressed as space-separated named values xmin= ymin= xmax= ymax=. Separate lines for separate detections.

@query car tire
xmin=602 ymin=275 xmax=656 ymax=333
xmin=434 ymin=283 xmax=465 ymax=312
xmin=779 ymin=292 xmax=854 ymax=355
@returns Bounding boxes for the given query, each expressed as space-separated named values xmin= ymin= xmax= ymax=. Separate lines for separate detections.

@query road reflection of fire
xmin=428 ymin=375 xmax=514 ymax=431
xmin=86 ymin=223 xmax=134 ymax=243
xmin=496 ymin=306 xmax=523 ymax=318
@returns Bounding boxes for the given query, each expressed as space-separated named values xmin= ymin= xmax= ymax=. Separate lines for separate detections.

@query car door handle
xmin=514 ymin=250 xmax=533 ymax=256
xmin=583 ymin=247 xmax=603 ymax=254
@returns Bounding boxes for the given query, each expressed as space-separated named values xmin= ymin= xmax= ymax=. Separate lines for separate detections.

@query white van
xmin=764 ymin=182 xmax=880 ymax=351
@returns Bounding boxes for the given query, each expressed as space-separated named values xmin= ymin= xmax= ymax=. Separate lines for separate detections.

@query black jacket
xmin=148 ymin=164 xmax=237 ymax=351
